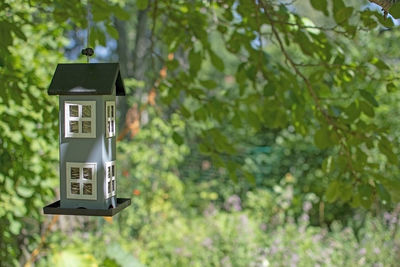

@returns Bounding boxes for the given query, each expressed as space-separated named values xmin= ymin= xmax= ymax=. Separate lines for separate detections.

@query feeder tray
xmin=43 ymin=198 xmax=131 ymax=217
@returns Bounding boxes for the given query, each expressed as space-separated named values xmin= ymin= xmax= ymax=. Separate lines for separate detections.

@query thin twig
xmin=269 ymin=19 xmax=348 ymax=35
xmin=24 ymin=215 xmax=59 ymax=267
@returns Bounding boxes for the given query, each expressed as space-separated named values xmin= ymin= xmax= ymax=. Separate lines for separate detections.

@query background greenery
xmin=1 ymin=0 xmax=400 ymax=266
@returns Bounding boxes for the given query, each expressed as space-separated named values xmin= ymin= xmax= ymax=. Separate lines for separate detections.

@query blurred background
xmin=1 ymin=0 xmax=400 ymax=266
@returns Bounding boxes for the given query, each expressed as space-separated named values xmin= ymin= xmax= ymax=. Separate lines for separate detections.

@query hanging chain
xmin=81 ymin=0 xmax=94 ymax=62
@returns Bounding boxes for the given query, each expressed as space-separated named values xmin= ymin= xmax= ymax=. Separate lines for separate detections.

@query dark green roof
xmin=48 ymin=63 xmax=125 ymax=96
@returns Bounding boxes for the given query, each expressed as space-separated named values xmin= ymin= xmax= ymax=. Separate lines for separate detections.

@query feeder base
xmin=43 ymin=198 xmax=131 ymax=217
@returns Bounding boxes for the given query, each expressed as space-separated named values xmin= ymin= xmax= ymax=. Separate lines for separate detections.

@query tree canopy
xmin=1 ymin=0 xmax=400 ymax=265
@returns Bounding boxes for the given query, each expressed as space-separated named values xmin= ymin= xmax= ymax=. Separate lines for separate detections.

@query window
xmin=105 ymin=101 xmax=115 ymax=138
xmin=66 ymin=162 xmax=97 ymax=200
xmin=105 ymin=161 xmax=116 ymax=198
xmin=65 ymin=101 xmax=96 ymax=138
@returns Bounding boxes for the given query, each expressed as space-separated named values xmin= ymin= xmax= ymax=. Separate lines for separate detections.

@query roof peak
xmin=48 ymin=63 xmax=126 ymax=96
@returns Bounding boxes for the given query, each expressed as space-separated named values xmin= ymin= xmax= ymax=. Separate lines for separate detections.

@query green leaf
xmin=350 ymin=193 xmax=361 ymax=208
xmin=189 ymin=49 xmax=202 ymax=76
xmin=389 ymin=2 xmax=400 ymax=19
xmin=243 ymin=171 xmax=256 ymax=184
xmin=229 ymin=171 xmax=238 ymax=183
xmin=344 ymin=102 xmax=360 ymax=122
xmin=340 ymin=182 xmax=353 ymax=202
xmin=194 ymin=107 xmax=207 ymax=121
xmin=334 ymin=7 xmax=353 ymax=24
xmin=90 ymin=26 xmax=106 ymax=46
xmin=387 ymin=82 xmax=396 ymax=93
xmin=263 ymin=83 xmax=275 ymax=97
xmin=137 ymin=0 xmax=148 ymax=10
xmin=377 ymin=183 xmax=391 ymax=206
xmin=322 ymin=156 xmax=333 ymax=173
xmin=217 ymin=25 xmax=227 ymax=34
xmin=359 ymin=100 xmax=374 ymax=118
xmin=0 ymin=23 xmax=12 ymax=49
xmin=231 ymin=114 xmax=242 ymax=129
xmin=325 ymin=180 xmax=339 ymax=203
xmin=53 ymin=9 xmax=70 ymax=24
xmin=101 ymin=257 xmax=121 ymax=267
xmin=358 ymin=184 xmax=373 ymax=209
xmin=172 ymin=132 xmax=184 ymax=146
xmin=92 ymin=1 xmax=112 ymax=22
xmin=372 ymin=58 xmax=390 ymax=70
xmin=314 ymin=127 xmax=332 ymax=149
xmin=106 ymin=24 xmax=119 ymax=39
xmin=180 ymin=106 xmax=191 ymax=118
xmin=198 ymin=143 xmax=210 ymax=154
xmin=227 ymin=161 xmax=239 ymax=182
xmin=105 ymin=243 xmax=144 ymax=267
xmin=208 ymin=49 xmax=225 ymax=71
xmin=374 ymin=12 xmax=394 ymax=27
xmin=310 ymin=0 xmax=328 ymax=16
xmin=111 ymin=5 xmax=130 ymax=20
xmin=9 ymin=220 xmax=21 ymax=235
xmin=16 ymin=187 xmax=34 ymax=198
xmin=359 ymin=90 xmax=378 ymax=107
xmin=200 ymin=79 xmax=218 ymax=89
xmin=9 ymin=23 xmax=27 ymax=41
xmin=378 ymin=136 xmax=398 ymax=164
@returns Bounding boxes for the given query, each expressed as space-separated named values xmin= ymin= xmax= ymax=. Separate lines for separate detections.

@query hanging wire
xmin=81 ymin=0 xmax=94 ymax=63
xmin=86 ymin=0 xmax=90 ymax=49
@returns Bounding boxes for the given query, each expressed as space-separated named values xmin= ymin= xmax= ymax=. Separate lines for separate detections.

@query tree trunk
xmin=115 ymin=8 xmax=150 ymax=134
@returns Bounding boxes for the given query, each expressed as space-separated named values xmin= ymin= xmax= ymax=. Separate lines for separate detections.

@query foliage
xmin=149 ymin=0 xmax=400 ymax=209
xmin=0 ymin=2 xmax=62 ymax=264
xmin=0 ymin=0 xmax=128 ymax=265
xmin=36 ymin=178 xmax=400 ymax=266
xmin=1 ymin=0 xmax=400 ymax=266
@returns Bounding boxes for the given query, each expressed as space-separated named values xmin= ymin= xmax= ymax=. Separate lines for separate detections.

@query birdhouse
xmin=43 ymin=63 xmax=131 ymax=216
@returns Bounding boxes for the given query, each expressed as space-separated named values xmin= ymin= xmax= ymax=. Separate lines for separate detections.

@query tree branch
xmin=259 ymin=1 xmax=360 ymax=180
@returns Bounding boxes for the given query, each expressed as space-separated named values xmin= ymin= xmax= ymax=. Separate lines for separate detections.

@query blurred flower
xmin=260 ymin=223 xmax=267 ymax=231
xmin=300 ymin=214 xmax=310 ymax=224
xmin=358 ymin=257 xmax=366 ymax=266
xmin=204 ymin=203 xmax=217 ymax=217
xmin=290 ymin=253 xmax=299 ymax=267
xmin=224 ymin=194 xmax=241 ymax=212
xmin=201 ymin=160 xmax=211 ymax=170
xmin=303 ymin=201 xmax=312 ymax=213
xmin=103 ymin=216 xmax=113 ymax=223
xmin=359 ymin=248 xmax=366 ymax=256
xmin=174 ymin=247 xmax=183 ymax=255
xmin=201 ymin=237 xmax=213 ymax=249
xmin=221 ymin=256 xmax=232 ymax=267
xmin=133 ymin=189 xmax=141 ymax=196
xmin=268 ymin=238 xmax=282 ymax=255
xmin=239 ymin=214 xmax=250 ymax=232
xmin=285 ymin=173 xmax=295 ymax=183
xmin=384 ymin=212 xmax=391 ymax=222
xmin=311 ymin=233 xmax=323 ymax=243
xmin=260 ymin=259 xmax=270 ymax=267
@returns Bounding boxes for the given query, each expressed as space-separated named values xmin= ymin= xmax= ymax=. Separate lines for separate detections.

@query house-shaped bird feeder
xmin=43 ymin=63 xmax=131 ymax=216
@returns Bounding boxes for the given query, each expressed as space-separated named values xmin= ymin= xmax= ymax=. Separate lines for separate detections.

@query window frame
xmin=66 ymin=162 xmax=97 ymax=200
xmin=105 ymin=161 xmax=116 ymax=198
xmin=105 ymin=101 xmax=116 ymax=138
xmin=65 ymin=101 xmax=96 ymax=138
